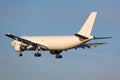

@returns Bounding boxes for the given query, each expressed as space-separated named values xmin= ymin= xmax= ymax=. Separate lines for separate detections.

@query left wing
xmin=5 ymin=33 xmax=48 ymax=50
xmin=77 ymin=42 xmax=108 ymax=49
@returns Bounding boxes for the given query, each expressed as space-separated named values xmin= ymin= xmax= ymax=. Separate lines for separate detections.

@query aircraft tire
xmin=34 ymin=53 xmax=41 ymax=57
xmin=19 ymin=53 xmax=23 ymax=57
xmin=55 ymin=54 xmax=62 ymax=59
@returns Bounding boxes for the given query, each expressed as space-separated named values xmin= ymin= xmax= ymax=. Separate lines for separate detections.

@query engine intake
xmin=14 ymin=45 xmax=27 ymax=52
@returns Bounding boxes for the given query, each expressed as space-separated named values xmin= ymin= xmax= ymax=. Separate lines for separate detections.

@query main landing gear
xmin=34 ymin=48 xmax=41 ymax=57
xmin=34 ymin=53 xmax=41 ymax=57
xmin=55 ymin=54 xmax=62 ymax=59
xmin=50 ymin=50 xmax=62 ymax=59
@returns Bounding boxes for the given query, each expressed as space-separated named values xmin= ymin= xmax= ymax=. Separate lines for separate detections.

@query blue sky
xmin=0 ymin=0 xmax=120 ymax=80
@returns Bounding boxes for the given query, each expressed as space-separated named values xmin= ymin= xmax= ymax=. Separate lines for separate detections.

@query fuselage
xmin=12 ymin=35 xmax=89 ymax=51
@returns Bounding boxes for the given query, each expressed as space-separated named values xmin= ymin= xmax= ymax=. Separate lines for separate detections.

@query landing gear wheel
xmin=55 ymin=54 xmax=62 ymax=59
xmin=34 ymin=53 xmax=37 ymax=57
xmin=38 ymin=53 xmax=41 ymax=57
xmin=34 ymin=53 xmax=41 ymax=57
xmin=19 ymin=53 xmax=23 ymax=57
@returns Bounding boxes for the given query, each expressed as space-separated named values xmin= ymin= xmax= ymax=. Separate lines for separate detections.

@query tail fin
xmin=77 ymin=12 xmax=97 ymax=38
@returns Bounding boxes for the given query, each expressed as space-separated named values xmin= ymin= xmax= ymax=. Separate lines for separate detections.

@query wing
xmin=5 ymin=33 xmax=48 ymax=50
xmin=77 ymin=42 xmax=108 ymax=49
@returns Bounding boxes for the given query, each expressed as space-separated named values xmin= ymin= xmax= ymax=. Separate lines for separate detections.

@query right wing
xmin=77 ymin=42 xmax=108 ymax=49
xmin=5 ymin=33 xmax=48 ymax=50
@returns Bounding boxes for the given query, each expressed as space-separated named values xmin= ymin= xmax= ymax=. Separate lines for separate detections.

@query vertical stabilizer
xmin=77 ymin=12 xmax=97 ymax=37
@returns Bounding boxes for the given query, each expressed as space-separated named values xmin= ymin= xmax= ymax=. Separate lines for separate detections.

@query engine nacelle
xmin=14 ymin=45 xmax=27 ymax=52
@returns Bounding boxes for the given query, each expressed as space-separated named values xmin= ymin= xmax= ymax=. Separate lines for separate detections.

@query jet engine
xmin=14 ymin=45 xmax=27 ymax=52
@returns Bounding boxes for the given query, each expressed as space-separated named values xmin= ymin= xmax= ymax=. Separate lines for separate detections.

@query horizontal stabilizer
xmin=94 ymin=37 xmax=112 ymax=39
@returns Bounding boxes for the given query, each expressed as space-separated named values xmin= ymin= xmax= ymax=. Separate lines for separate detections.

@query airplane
xmin=5 ymin=12 xmax=111 ymax=59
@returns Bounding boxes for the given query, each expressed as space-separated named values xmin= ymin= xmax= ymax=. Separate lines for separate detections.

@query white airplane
xmin=5 ymin=12 xmax=111 ymax=59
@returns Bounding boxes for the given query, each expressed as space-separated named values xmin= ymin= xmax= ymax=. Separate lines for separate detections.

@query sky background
xmin=0 ymin=0 xmax=120 ymax=80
